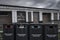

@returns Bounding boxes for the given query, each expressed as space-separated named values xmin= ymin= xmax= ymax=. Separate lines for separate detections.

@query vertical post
xmin=12 ymin=10 xmax=17 ymax=23
xmin=51 ymin=12 xmax=54 ymax=24
xmin=31 ymin=11 xmax=33 ymax=22
xmin=26 ymin=11 xmax=28 ymax=22
xmin=39 ymin=11 xmax=43 ymax=21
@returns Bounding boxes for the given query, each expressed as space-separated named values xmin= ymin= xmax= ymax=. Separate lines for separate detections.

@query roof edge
xmin=0 ymin=4 xmax=59 ymax=11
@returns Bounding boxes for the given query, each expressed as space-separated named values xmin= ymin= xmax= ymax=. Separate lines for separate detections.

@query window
xmin=43 ymin=13 xmax=51 ymax=23
xmin=28 ymin=12 xmax=31 ymax=22
xmin=54 ymin=13 xmax=57 ymax=21
xmin=0 ymin=11 xmax=12 ymax=24
xmin=17 ymin=11 xmax=26 ymax=23
xmin=33 ymin=12 xmax=39 ymax=23
xmin=0 ymin=11 xmax=11 ymax=16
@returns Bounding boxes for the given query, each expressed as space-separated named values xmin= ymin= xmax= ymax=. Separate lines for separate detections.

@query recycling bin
xmin=29 ymin=24 xmax=43 ymax=40
xmin=3 ymin=24 xmax=14 ymax=40
xmin=16 ymin=24 xmax=28 ymax=40
xmin=44 ymin=24 xmax=58 ymax=34
xmin=44 ymin=24 xmax=58 ymax=40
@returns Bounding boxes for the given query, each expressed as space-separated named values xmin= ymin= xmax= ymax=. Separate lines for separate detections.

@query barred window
xmin=17 ymin=11 xmax=26 ymax=23
xmin=28 ymin=12 xmax=31 ymax=22
xmin=54 ymin=13 xmax=57 ymax=21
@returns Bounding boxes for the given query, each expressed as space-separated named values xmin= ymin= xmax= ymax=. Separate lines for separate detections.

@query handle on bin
xmin=32 ymin=26 xmax=40 ymax=28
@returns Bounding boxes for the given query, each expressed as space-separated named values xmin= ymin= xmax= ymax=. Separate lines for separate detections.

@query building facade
xmin=0 ymin=4 xmax=60 ymax=31
xmin=0 ymin=4 xmax=60 ymax=40
xmin=0 ymin=4 xmax=60 ymax=29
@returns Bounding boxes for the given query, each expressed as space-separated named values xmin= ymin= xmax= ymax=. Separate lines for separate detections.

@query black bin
xmin=44 ymin=24 xmax=58 ymax=40
xmin=3 ymin=24 xmax=14 ymax=40
xmin=29 ymin=24 xmax=43 ymax=40
xmin=16 ymin=24 xmax=28 ymax=40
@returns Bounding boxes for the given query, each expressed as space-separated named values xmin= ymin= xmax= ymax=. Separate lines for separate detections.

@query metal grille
xmin=17 ymin=11 xmax=26 ymax=23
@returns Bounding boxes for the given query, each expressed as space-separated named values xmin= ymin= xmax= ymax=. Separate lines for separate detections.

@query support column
xmin=31 ymin=11 xmax=33 ymax=22
xmin=39 ymin=11 xmax=43 ymax=21
xmin=26 ymin=11 xmax=28 ymax=22
xmin=51 ymin=12 xmax=54 ymax=24
xmin=12 ymin=10 xmax=17 ymax=23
